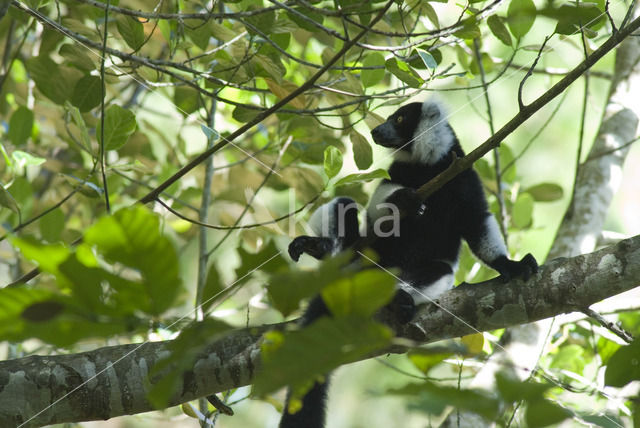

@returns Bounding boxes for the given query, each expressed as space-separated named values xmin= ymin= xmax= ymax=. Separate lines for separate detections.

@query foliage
xmin=0 ymin=0 xmax=638 ymax=426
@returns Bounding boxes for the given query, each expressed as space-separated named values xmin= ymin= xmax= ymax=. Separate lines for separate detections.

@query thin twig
xmin=518 ymin=35 xmax=553 ymax=110
xmin=582 ymin=307 xmax=634 ymax=343
xmin=98 ymin=0 xmax=111 ymax=213
xmin=473 ymin=38 xmax=508 ymax=241
xmin=567 ymin=27 xmax=591 ymax=220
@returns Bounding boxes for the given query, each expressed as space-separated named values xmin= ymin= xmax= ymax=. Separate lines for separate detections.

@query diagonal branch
xmin=136 ymin=0 xmax=395 ymax=204
xmin=416 ymin=13 xmax=640 ymax=201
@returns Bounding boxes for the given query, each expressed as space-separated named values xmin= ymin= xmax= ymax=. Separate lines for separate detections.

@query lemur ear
xmin=422 ymin=101 xmax=441 ymax=120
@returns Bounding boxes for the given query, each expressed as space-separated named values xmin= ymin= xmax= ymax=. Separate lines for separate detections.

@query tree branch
xmin=417 ymin=13 xmax=640 ymax=200
xmin=3 ymin=235 xmax=640 ymax=427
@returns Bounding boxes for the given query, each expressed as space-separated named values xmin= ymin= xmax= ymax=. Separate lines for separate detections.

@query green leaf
xmin=335 ymin=169 xmax=390 ymax=187
xmin=39 ymin=208 xmax=65 ymax=242
xmin=26 ymin=56 xmax=69 ymax=104
xmin=550 ymin=344 xmax=586 ymax=375
xmin=174 ymin=86 xmax=200 ymax=116
xmin=385 ymin=58 xmax=424 ymax=88
xmin=232 ymin=105 xmax=260 ymax=123
xmin=324 ymin=146 xmax=343 ymax=179
xmin=453 ymin=20 xmax=481 ymax=40
xmin=12 ymin=150 xmax=45 ymax=169
xmin=525 ymin=400 xmax=570 ymax=427
xmin=200 ymin=125 xmax=220 ymax=142
xmin=512 ymin=192 xmax=534 ymax=228
xmin=408 ymin=349 xmax=451 ymax=374
xmin=579 ymin=413 xmax=624 ymax=428
xmin=421 ymin=2 xmax=440 ymax=28
xmin=525 ymin=183 xmax=564 ymax=202
xmin=254 ymin=55 xmax=286 ymax=82
xmin=322 ymin=269 xmax=396 ymax=317
xmin=8 ymin=106 xmax=34 ymax=146
xmin=187 ymin=22 xmax=212 ymax=50
xmin=209 ymin=22 xmax=237 ymax=42
xmin=0 ymin=285 xmax=128 ymax=346
xmin=487 ymin=15 xmax=513 ymax=46
xmin=496 ymin=373 xmax=551 ymax=402
xmin=254 ymin=316 xmax=392 ymax=396
xmin=388 ymin=382 xmax=500 ymax=420
xmin=59 ymin=44 xmax=96 ymax=71
xmin=268 ymin=253 xmax=352 ymax=318
xmin=71 ymin=75 xmax=103 ymax=112
xmin=350 ymin=131 xmax=373 ymax=170
xmin=470 ymin=52 xmax=495 ymax=75
xmin=507 ymin=0 xmax=537 ymax=39
xmin=97 ymin=104 xmax=137 ymax=150
xmin=201 ymin=263 xmax=224 ymax=314
xmin=84 ymin=206 xmax=183 ymax=315
xmin=235 ymin=240 xmax=287 ymax=281
xmin=361 ymin=53 xmax=385 ymax=88
xmin=244 ymin=9 xmax=275 ymax=35
xmin=148 ymin=319 xmax=233 ymax=407
xmin=11 ymin=237 xmax=71 ymax=281
xmin=286 ymin=7 xmax=324 ymax=32
xmin=604 ymin=338 xmax=640 ymax=387
xmin=21 ymin=300 xmax=65 ymax=322
xmin=417 ymin=49 xmax=438 ymax=69
xmin=0 ymin=183 xmax=20 ymax=217
xmin=65 ymin=102 xmax=92 ymax=152
xmin=597 ymin=337 xmax=622 ymax=366
xmin=116 ymin=15 xmax=145 ymax=50
xmin=549 ymin=2 xmax=605 ymax=35
xmin=499 ymin=144 xmax=516 ymax=183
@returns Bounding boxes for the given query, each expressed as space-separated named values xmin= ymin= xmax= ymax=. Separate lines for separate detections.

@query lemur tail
xmin=279 ymin=379 xmax=330 ymax=428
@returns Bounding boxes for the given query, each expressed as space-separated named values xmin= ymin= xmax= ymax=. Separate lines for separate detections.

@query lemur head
xmin=371 ymin=100 xmax=456 ymax=165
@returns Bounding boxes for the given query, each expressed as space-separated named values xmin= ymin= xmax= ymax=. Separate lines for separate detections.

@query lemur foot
xmin=385 ymin=289 xmax=416 ymax=324
xmin=494 ymin=253 xmax=538 ymax=282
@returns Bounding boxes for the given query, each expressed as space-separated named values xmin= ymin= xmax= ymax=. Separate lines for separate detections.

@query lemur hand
xmin=288 ymin=236 xmax=335 ymax=262
xmin=387 ymin=187 xmax=424 ymax=216
xmin=492 ymin=253 xmax=538 ymax=282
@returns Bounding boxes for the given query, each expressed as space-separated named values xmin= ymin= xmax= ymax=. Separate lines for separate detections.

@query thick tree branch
xmin=3 ymin=236 xmax=640 ymax=427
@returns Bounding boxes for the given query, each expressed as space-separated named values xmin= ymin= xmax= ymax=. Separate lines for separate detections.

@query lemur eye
xmin=396 ymin=116 xmax=403 ymax=124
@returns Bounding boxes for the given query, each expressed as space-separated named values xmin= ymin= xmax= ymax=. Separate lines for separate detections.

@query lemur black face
xmin=371 ymin=102 xmax=423 ymax=150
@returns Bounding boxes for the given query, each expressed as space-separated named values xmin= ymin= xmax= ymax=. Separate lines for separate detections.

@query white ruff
xmin=411 ymin=100 xmax=455 ymax=165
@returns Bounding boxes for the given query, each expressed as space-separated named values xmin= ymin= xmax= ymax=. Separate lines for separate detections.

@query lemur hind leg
xmin=389 ymin=260 xmax=455 ymax=323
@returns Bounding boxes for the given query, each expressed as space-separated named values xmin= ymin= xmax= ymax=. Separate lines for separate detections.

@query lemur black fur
xmin=279 ymin=100 xmax=538 ymax=428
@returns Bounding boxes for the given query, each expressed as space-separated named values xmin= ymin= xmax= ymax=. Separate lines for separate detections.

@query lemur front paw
xmin=387 ymin=188 xmax=424 ymax=216
xmin=288 ymin=236 xmax=313 ymax=262
xmin=494 ymin=253 xmax=538 ymax=282
xmin=385 ymin=289 xmax=416 ymax=324
xmin=288 ymin=236 xmax=335 ymax=262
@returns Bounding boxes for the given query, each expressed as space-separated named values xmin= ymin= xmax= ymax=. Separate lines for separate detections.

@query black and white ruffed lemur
xmin=279 ymin=100 xmax=538 ymax=428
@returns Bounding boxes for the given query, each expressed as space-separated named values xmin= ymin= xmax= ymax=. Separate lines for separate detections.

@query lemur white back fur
xmin=410 ymin=100 xmax=456 ymax=165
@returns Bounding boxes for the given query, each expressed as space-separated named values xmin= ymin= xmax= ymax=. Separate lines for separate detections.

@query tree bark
xmin=2 ymin=235 xmax=640 ymax=427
